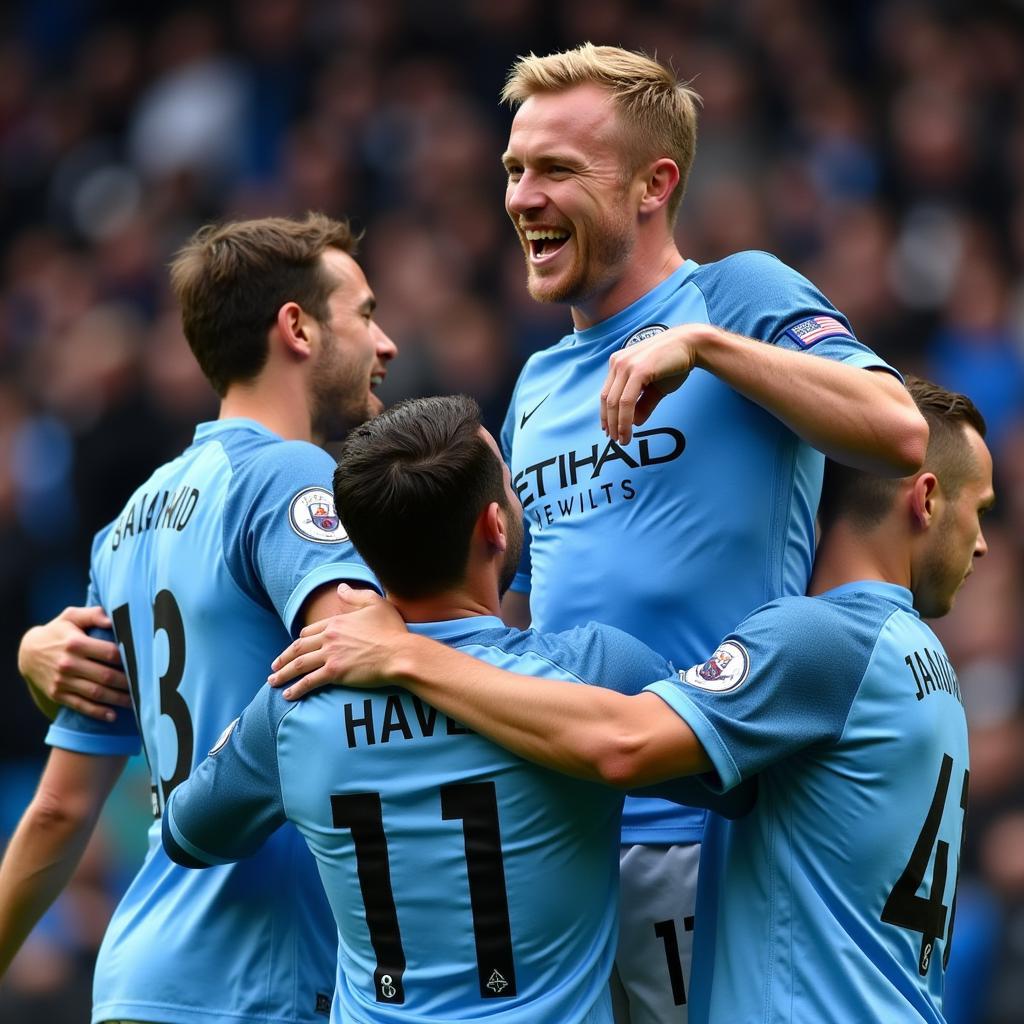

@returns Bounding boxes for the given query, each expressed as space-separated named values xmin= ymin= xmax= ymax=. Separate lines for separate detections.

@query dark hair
xmin=334 ymin=395 xmax=507 ymax=599
xmin=169 ymin=213 xmax=358 ymax=396
xmin=819 ymin=376 xmax=988 ymax=530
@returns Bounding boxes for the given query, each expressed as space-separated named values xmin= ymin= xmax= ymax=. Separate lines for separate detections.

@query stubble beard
xmin=522 ymin=209 xmax=635 ymax=308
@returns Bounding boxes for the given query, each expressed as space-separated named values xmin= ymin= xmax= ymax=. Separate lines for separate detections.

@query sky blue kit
xmin=647 ymin=582 xmax=968 ymax=1023
xmin=163 ymin=617 xmax=712 ymax=1024
xmin=45 ymin=419 xmax=378 ymax=1024
xmin=501 ymin=251 xmax=899 ymax=843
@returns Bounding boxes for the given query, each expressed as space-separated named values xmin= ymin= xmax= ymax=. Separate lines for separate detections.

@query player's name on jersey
xmin=111 ymin=485 xmax=200 ymax=551
xmin=904 ymin=645 xmax=963 ymax=706
xmin=343 ymin=694 xmax=472 ymax=749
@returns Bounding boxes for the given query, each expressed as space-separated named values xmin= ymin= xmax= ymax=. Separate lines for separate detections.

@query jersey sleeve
xmin=552 ymin=622 xmax=677 ymax=695
xmin=643 ymin=598 xmax=873 ymax=793
xmin=45 ymin=552 xmax=142 ymax=757
xmin=222 ymin=441 xmax=381 ymax=635
xmin=501 ymin=380 xmax=532 ymax=595
xmin=162 ymin=684 xmax=290 ymax=867
xmin=693 ymin=251 xmax=900 ymax=377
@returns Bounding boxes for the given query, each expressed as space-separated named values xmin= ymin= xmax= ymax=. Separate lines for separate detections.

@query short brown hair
xmin=502 ymin=43 xmax=700 ymax=221
xmin=819 ymin=376 xmax=988 ymax=530
xmin=334 ymin=395 xmax=506 ymax=599
xmin=169 ymin=213 xmax=358 ymax=396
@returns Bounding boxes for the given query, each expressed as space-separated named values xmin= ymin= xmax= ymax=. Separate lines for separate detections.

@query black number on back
xmin=111 ymin=591 xmax=193 ymax=814
xmin=881 ymin=753 xmax=967 ymax=974
xmin=330 ymin=781 xmax=516 ymax=1003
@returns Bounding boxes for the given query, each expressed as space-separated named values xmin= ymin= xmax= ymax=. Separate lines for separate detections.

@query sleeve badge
xmin=288 ymin=487 xmax=349 ymax=543
xmin=680 ymin=640 xmax=750 ymax=693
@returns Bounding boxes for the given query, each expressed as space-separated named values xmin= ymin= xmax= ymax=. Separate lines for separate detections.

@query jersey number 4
xmin=331 ymin=782 xmax=516 ymax=1005
xmin=881 ymin=753 xmax=968 ymax=975
xmin=112 ymin=591 xmax=194 ymax=815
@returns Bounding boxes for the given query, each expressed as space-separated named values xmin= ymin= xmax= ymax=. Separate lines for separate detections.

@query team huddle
xmin=0 ymin=45 xmax=991 ymax=1024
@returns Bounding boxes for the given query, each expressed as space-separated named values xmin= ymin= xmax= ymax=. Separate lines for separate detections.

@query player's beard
xmin=498 ymin=507 xmax=524 ymax=598
xmin=310 ymin=325 xmax=377 ymax=443
xmin=523 ymin=199 xmax=635 ymax=307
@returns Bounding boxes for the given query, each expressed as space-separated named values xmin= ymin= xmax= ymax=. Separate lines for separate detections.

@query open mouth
xmin=370 ymin=373 xmax=384 ymax=391
xmin=525 ymin=228 xmax=570 ymax=261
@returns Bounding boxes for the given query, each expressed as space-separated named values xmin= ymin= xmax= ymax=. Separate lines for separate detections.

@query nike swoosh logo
xmin=520 ymin=393 xmax=551 ymax=429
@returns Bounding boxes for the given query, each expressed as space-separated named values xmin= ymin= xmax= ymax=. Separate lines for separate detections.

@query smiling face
xmin=503 ymin=84 xmax=640 ymax=312
xmin=914 ymin=426 xmax=995 ymax=618
xmin=309 ymin=248 xmax=396 ymax=441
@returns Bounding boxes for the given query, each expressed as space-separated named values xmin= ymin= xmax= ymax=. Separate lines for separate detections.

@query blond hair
xmin=502 ymin=43 xmax=700 ymax=220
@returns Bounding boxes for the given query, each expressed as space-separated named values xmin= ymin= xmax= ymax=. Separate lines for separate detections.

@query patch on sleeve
xmin=680 ymin=641 xmax=750 ymax=693
xmin=784 ymin=315 xmax=853 ymax=349
xmin=209 ymin=717 xmax=240 ymax=755
xmin=288 ymin=487 xmax=349 ymax=543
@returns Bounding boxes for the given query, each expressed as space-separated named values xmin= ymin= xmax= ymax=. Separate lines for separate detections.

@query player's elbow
xmin=888 ymin=407 xmax=929 ymax=476
xmin=27 ymin=783 xmax=99 ymax=838
xmin=591 ymin=729 xmax=654 ymax=790
xmin=868 ymin=380 xmax=929 ymax=477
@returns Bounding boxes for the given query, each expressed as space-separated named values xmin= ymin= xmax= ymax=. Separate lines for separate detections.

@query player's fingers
xmin=282 ymin=666 xmax=336 ymax=701
xmin=270 ymin=635 xmax=322 ymax=675
xmin=336 ymin=583 xmax=382 ymax=610
xmin=60 ymin=693 xmax=119 ymax=723
xmin=632 ymin=387 xmax=663 ymax=428
xmin=297 ymin=619 xmax=329 ymax=639
xmin=601 ymin=359 xmax=627 ymax=440
xmin=61 ymin=605 xmax=112 ymax=630
xmin=59 ymin=678 xmax=133 ymax=709
xmin=614 ymin=371 xmax=649 ymax=444
xmin=72 ymin=635 xmax=125 ymax=669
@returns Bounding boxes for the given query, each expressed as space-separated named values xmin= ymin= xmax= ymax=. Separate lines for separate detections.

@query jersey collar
xmin=820 ymin=580 xmax=918 ymax=615
xmin=408 ymin=616 xmax=507 ymax=641
xmin=193 ymin=418 xmax=283 ymax=443
xmin=572 ymin=260 xmax=700 ymax=349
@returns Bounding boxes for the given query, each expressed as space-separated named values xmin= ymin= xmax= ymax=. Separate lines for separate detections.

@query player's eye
xmin=506 ymin=166 xmax=523 ymax=181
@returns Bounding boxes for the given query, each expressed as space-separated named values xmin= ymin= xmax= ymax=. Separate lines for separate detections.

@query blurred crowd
xmin=1 ymin=1 xmax=1022 ymax=1021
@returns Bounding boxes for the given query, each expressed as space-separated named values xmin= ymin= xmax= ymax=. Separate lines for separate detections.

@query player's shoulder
xmin=498 ymin=621 xmax=672 ymax=688
xmin=689 ymin=249 xmax=842 ymax=341
xmin=736 ymin=587 xmax=906 ymax=663
xmin=233 ymin=433 xmax=335 ymax=481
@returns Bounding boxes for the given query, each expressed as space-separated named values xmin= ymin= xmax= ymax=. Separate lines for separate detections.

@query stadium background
xmin=0 ymin=0 xmax=1022 ymax=1020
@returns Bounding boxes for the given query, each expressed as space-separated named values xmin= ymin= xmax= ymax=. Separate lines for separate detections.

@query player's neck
xmin=391 ymin=587 xmax=502 ymax=625
xmin=570 ymin=239 xmax=684 ymax=330
xmin=219 ymin=381 xmax=314 ymax=443
xmin=808 ymin=521 xmax=911 ymax=596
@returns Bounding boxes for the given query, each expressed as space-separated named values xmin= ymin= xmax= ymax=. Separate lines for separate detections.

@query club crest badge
xmin=680 ymin=640 xmax=750 ymax=693
xmin=288 ymin=487 xmax=348 ymax=543
xmin=622 ymin=323 xmax=668 ymax=349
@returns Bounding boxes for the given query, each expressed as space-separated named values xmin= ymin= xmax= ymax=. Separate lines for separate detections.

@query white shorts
xmin=611 ymin=842 xmax=700 ymax=1024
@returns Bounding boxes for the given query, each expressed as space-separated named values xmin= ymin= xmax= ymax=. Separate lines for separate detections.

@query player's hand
xmin=18 ymin=607 xmax=130 ymax=722
xmin=600 ymin=325 xmax=701 ymax=443
xmin=268 ymin=584 xmax=409 ymax=699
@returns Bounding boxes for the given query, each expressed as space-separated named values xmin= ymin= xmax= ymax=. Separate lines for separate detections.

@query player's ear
xmin=480 ymin=501 xmax=507 ymax=554
xmin=910 ymin=472 xmax=940 ymax=529
xmin=274 ymin=301 xmax=314 ymax=359
xmin=638 ymin=158 xmax=680 ymax=217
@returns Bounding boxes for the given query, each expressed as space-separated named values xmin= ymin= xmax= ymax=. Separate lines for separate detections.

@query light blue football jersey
xmin=645 ymin=581 xmax=969 ymax=1023
xmin=44 ymin=418 xmax=380 ymax=1024
xmin=501 ymin=251 xmax=900 ymax=842
xmin=164 ymin=617 xmax=688 ymax=1024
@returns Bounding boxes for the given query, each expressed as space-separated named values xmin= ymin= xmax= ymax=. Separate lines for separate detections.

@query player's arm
xmin=270 ymin=588 xmax=710 ymax=788
xmin=601 ymin=324 xmax=927 ymax=475
xmin=18 ymin=607 xmax=130 ymax=722
xmin=163 ymin=688 xmax=287 ymax=868
xmin=0 ymin=749 xmax=126 ymax=976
